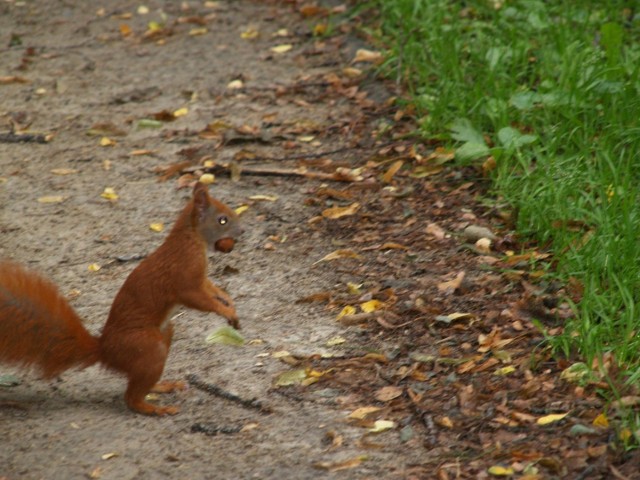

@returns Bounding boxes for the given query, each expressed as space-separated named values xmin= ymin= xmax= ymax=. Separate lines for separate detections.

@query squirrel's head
xmin=192 ymin=182 xmax=242 ymax=253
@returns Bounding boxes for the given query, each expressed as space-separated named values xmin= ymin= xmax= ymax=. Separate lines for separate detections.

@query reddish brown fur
xmin=0 ymin=183 xmax=241 ymax=416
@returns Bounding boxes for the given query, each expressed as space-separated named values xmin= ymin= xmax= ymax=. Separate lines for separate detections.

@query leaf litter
xmin=1 ymin=0 xmax=636 ymax=478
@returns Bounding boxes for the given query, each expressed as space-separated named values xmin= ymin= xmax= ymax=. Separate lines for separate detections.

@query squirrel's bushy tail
xmin=0 ymin=261 xmax=100 ymax=378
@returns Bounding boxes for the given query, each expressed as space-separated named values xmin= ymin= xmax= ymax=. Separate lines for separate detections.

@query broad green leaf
xmin=455 ymin=142 xmax=490 ymax=162
xmin=449 ymin=118 xmax=485 ymax=144
xmin=205 ymin=326 xmax=245 ymax=346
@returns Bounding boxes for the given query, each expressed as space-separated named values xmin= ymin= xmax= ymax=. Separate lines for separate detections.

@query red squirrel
xmin=0 ymin=182 xmax=242 ymax=416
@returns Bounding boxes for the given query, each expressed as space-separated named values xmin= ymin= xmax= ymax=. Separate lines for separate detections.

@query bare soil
xmin=1 ymin=1 xmax=638 ymax=479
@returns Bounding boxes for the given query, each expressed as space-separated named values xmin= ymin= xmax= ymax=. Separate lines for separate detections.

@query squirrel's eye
xmin=218 ymin=215 xmax=228 ymax=225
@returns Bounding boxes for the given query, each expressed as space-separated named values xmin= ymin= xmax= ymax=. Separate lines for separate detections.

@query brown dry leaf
xmin=379 ymin=242 xmax=409 ymax=251
xmin=129 ymin=149 xmax=156 ymax=156
xmin=382 ymin=160 xmax=403 ymax=183
xmin=348 ymin=406 xmax=381 ymax=419
xmin=322 ymin=202 xmax=360 ymax=219
xmin=314 ymin=456 xmax=367 ymax=472
xmin=0 ymin=75 xmax=30 ymax=84
xmin=426 ymin=223 xmax=446 ymax=240
xmin=314 ymin=249 xmax=362 ymax=265
xmin=374 ymin=386 xmax=403 ymax=402
xmin=437 ymin=271 xmax=465 ymax=294
xmin=300 ymin=4 xmax=328 ymax=17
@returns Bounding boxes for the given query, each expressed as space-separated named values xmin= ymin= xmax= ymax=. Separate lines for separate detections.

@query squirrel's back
xmin=0 ymin=261 xmax=99 ymax=378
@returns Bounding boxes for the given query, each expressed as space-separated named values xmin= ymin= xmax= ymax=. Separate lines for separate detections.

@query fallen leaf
xmin=235 ymin=205 xmax=249 ymax=215
xmin=99 ymin=136 xmax=116 ymax=147
xmin=88 ymin=263 xmax=101 ymax=272
xmin=249 ymin=194 xmax=278 ymax=201
xmin=227 ymin=79 xmax=244 ymax=89
xmin=189 ymin=27 xmax=208 ymax=36
xmin=434 ymin=312 xmax=476 ymax=324
xmin=101 ymin=452 xmax=118 ymax=460
xmin=241 ymin=26 xmax=259 ymax=39
xmin=271 ymin=44 xmax=293 ymax=54
xmin=352 ymin=48 xmax=383 ymax=64
xmin=375 ymin=386 xmax=403 ymax=402
xmin=337 ymin=305 xmax=357 ymax=319
xmin=437 ymin=271 xmax=466 ymax=294
xmin=322 ymin=202 xmax=360 ymax=219
xmin=426 ymin=223 xmax=446 ymax=240
xmin=369 ymin=420 xmax=396 ymax=433
xmin=205 ymin=326 xmax=245 ymax=346
xmin=360 ymin=299 xmax=385 ymax=313
xmin=173 ymin=107 xmax=188 ymax=117
xmin=326 ymin=336 xmax=346 ymax=346
xmin=314 ymin=456 xmax=367 ymax=472
xmin=101 ymin=187 xmax=119 ymax=201
xmin=348 ymin=406 xmax=381 ymax=419
xmin=382 ymin=160 xmax=403 ymax=183
xmin=488 ymin=465 xmax=514 ymax=476
xmin=592 ymin=413 xmax=609 ymax=428
xmin=37 ymin=195 xmax=67 ymax=204
xmin=199 ymin=173 xmax=215 ymax=184
xmin=347 ymin=282 xmax=362 ymax=294
xmin=494 ymin=366 xmax=516 ymax=376
xmin=314 ymin=249 xmax=362 ymax=264
xmin=0 ymin=75 xmax=30 ymax=84
xmin=275 ymin=369 xmax=307 ymax=387
xmin=50 ymin=168 xmax=77 ymax=175
xmin=149 ymin=222 xmax=164 ymax=232
xmin=537 ymin=413 xmax=568 ymax=425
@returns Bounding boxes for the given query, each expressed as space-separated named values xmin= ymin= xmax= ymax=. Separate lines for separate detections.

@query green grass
xmin=372 ymin=0 xmax=640 ymax=438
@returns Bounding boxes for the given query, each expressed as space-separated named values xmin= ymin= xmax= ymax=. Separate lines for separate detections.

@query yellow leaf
xmin=322 ymin=202 xmax=360 ymax=219
xmin=137 ymin=5 xmax=149 ymax=15
xmin=360 ymin=300 xmax=384 ymax=313
xmin=537 ymin=412 xmax=568 ymax=425
xmin=99 ymin=136 xmax=116 ymax=147
xmin=298 ymin=135 xmax=315 ymax=143
xmin=235 ymin=204 xmax=249 ymax=215
xmin=494 ymin=366 xmax=516 ymax=376
xmin=313 ymin=23 xmax=328 ymax=36
xmin=88 ymin=263 xmax=101 ymax=272
xmin=100 ymin=187 xmax=119 ymax=201
xmin=149 ymin=223 xmax=164 ymax=232
xmin=352 ymin=48 xmax=383 ymax=64
xmin=227 ymin=79 xmax=244 ymax=89
xmin=315 ymin=249 xmax=362 ymax=264
xmin=592 ymin=413 xmax=609 ymax=428
xmin=326 ymin=336 xmax=346 ymax=346
xmin=50 ymin=168 xmax=77 ymax=175
xmin=275 ymin=28 xmax=289 ymax=37
xmin=348 ymin=406 xmax=381 ymax=419
xmin=249 ymin=195 xmax=278 ymax=201
xmin=173 ymin=107 xmax=188 ymax=117
xmin=241 ymin=27 xmax=259 ymax=39
xmin=619 ymin=428 xmax=632 ymax=442
xmin=271 ymin=44 xmax=292 ymax=54
xmin=337 ymin=305 xmax=356 ymax=319
xmin=368 ymin=420 xmax=396 ymax=433
xmin=488 ymin=465 xmax=514 ymax=476
xmin=189 ymin=27 xmax=208 ymax=36
xmin=37 ymin=195 xmax=66 ymax=204
xmin=347 ymin=282 xmax=362 ymax=294
xmin=199 ymin=173 xmax=215 ymax=184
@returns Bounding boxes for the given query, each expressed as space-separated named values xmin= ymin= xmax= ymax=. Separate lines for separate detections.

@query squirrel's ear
xmin=192 ymin=182 xmax=210 ymax=218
